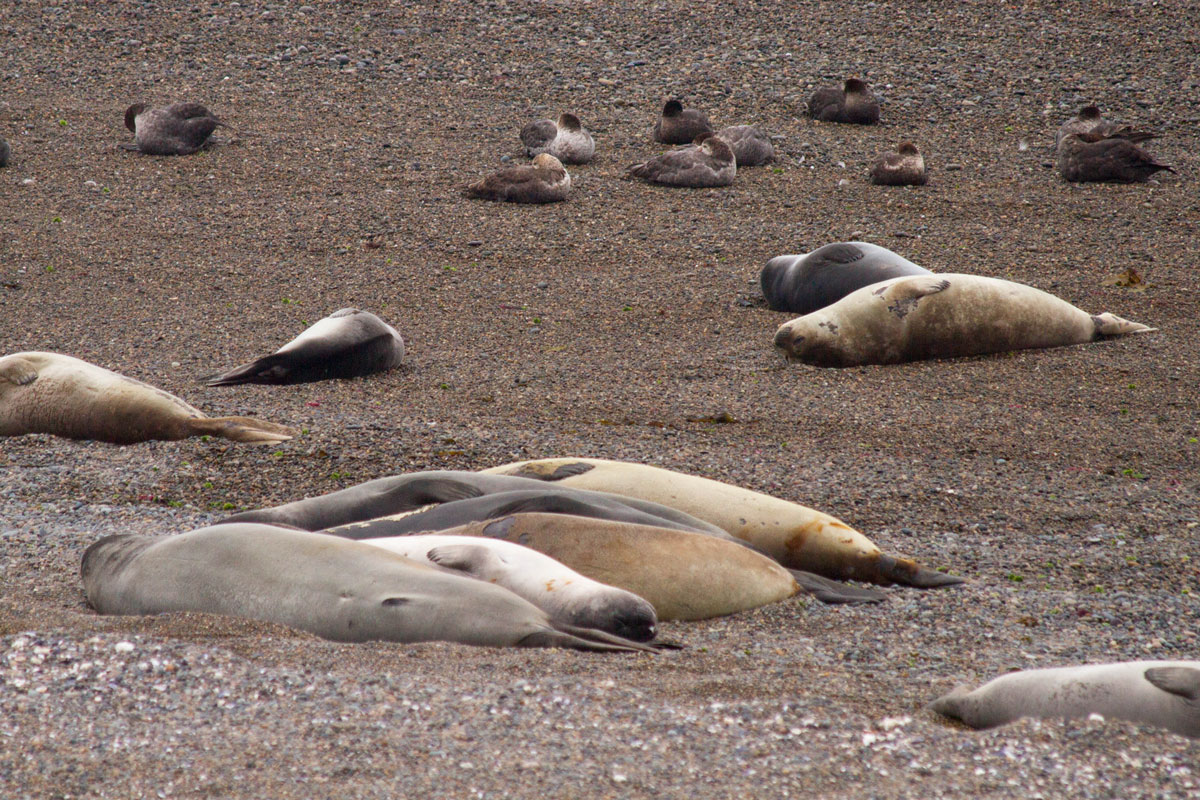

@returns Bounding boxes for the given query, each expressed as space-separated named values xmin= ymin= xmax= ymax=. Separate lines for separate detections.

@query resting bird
xmin=627 ymin=134 xmax=736 ymax=188
xmin=1057 ymin=132 xmax=1174 ymax=183
xmin=121 ymin=102 xmax=226 ymax=155
xmin=463 ymin=153 xmax=571 ymax=203
xmin=519 ymin=112 xmax=595 ymax=164
xmin=653 ymin=99 xmax=713 ymax=145
xmin=714 ymin=125 xmax=774 ymax=167
xmin=807 ymin=79 xmax=880 ymax=125
xmin=1055 ymin=105 xmax=1157 ymax=148
xmin=870 ymin=141 xmax=927 ymax=186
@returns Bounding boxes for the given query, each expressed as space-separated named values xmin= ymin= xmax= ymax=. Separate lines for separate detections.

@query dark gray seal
xmin=520 ymin=113 xmax=595 ymax=164
xmin=627 ymin=135 xmax=736 ymax=188
xmin=715 ymin=125 xmax=774 ymax=167
xmin=206 ymin=308 xmax=404 ymax=386
xmin=463 ymin=153 xmax=570 ymax=203
xmin=760 ymin=242 xmax=932 ymax=315
xmin=122 ymin=102 xmax=226 ymax=155
xmin=653 ymin=99 xmax=713 ymax=145
xmin=1057 ymin=132 xmax=1174 ymax=183
xmin=807 ymin=79 xmax=880 ymax=125
xmin=870 ymin=142 xmax=927 ymax=186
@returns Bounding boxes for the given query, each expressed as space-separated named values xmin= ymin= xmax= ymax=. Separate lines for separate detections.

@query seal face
xmin=653 ymin=99 xmax=713 ymax=145
xmin=0 ymin=351 xmax=294 ymax=445
xmin=870 ymin=141 xmax=926 ymax=186
xmin=627 ymin=135 xmax=736 ymax=187
xmin=1056 ymin=132 xmax=1174 ymax=183
xmin=520 ymin=112 xmax=595 ymax=164
xmin=807 ymin=79 xmax=880 ymax=124
xmin=122 ymin=102 xmax=226 ymax=155
xmin=931 ymin=661 xmax=1200 ymax=739
xmin=773 ymin=274 xmax=1153 ymax=367
xmin=760 ymin=241 xmax=932 ymax=315
xmin=463 ymin=153 xmax=571 ymax=203
xmin=206 ymin=308 xmax=405 ymax=386
xmin=714 ymin=125 xmax=774 ymax=167
xmin=80 ymin=524 xmax=665 ymax=652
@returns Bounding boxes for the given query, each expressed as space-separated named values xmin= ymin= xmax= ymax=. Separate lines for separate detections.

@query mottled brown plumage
xmin=653 ymin=99 xmax=713 ymax=144
xmin=122 ymin=102 xmax=226 ymax=155
xmin=463 ymin=153 xmax=571 ymax=203
xmin=1055 ymin=105 xmax=1157 ymax=148
xmin=1057 ymin=132 xmax=1174 ymax=183
xmin=627 ymin=135 xmax=736 ymax=187
xmin=519 ymin=113 xmax=594 ymax=164
xmin=807 ymin=79 xmax=880 ymax=125
xmin=715 ymin=125 xmax=774 ymax=167
xmin=870 ymin=142 xmax=927 ymax=186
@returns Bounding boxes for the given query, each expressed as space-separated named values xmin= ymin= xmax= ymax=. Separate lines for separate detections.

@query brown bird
xmin=627 ymin=134 xmax=736 ymax=187
xmin=1056 ymin=132 xmax=1174 ymax=183
xmin=714 ymin=125 xmax=774 ymax=167
xmin=121 ymin=102 xmax=226 ymax=155
xmin=653 ymin=99 xmax=713 ymax=145
xmin=519 ymin=112 xmax=595 ymax=164
xmin=1055 ymin=105 xmax=1157 ymax=148
xmin=463 ymin=153 xmax=571 ymax=203
xmin=807 ymin=79 xmax=880 ymax=125
xmin=870 ymin=142 xmax=927 ymax=186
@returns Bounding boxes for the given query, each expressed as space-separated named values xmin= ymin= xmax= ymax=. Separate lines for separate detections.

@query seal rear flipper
xmin=189 ymin=416 xmax=295 ymax=444
xmin=870 ymin=554 xmax=965 ymax=589
xmin=517 ymin=623 xmax=675 ymax=653
xmin=205 ymin=353 xmax=293 ymax=386
xmin=788 ymin=570 xmax=887 ymax=605
xmin=1091 ymin=313 xmax=1154 ymax=337
xmin=928 ymin=685 xmax=978 ymax=724
xmin=1144 ymin=666 xmax=1200 ymax=700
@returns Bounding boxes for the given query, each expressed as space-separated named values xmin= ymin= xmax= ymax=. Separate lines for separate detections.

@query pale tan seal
xmin=870 ymin=142 xmax=926 ymax=186
xmin=774 ymin=274 xmax=1153 ymax=367
xmin=931 ymin=661 xmax=1200 ymax=739
xmin=1057 ymin=132 xmax=1174 ymax=183
xmin=122 ymin=102 xmax=226 ymax=155
xmin=807 ymin=79 xmax=880 ymax=124
xmin=627 ymin=135 xmax=736 ymax=187
xmin=481 ymin=458 xmax=959 ymax=588
xmin=653 ymin=99 xmax=713 ymax=145
xmin=0 ymin=351 xmax=294 ymax=445
xmin=463 ymin=153 xmax=571 ymax=203
xmin=81 ymin=524 xmax=665 ymax=652
xmin=520 ymin=112 xmax=595 ymax=164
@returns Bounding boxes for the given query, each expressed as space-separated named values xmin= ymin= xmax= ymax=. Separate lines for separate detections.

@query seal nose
xmin=773 ymin=326 xmax=800 ymax=352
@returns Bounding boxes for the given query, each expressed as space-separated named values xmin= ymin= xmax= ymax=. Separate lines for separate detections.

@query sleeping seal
xmin=773 ymin=274 xmax=1154 ymax=367
xmin=481 ymin=458 xmax=959 ymax=589
xmin=206 ymin=308 xmax=404 ymax=386
xmin=653 ymin=99 xmax=713 ymax=145
xmin=1056 ymin=132 xmax=1174 ymax=183
xmin=1055 ymin=105 xmax=1157 ymax=148
xmin=520 ymin=112 xmax=595 ymax=164
xmin=931 ymin=661 xmax=1200 ymax=739
xmin=0 ymin=351 xmax=294 ymax=445
xmin=760 ymin=242 xmax=932 ymax=315
xmin=807 ymin=79 xmax=880 ymax=125
xmin=361 ymin=534 xmax=659 ymax=641
xmin=715 ymin=125 xmax=774 ymax=167
xmin=122 ymin=102 xmax=226 ymax=155
xmin=463 ymin=153 xmax=571 ymax=203
xmin=627 ymin=134 xmax=736 ymax=187
xmin=81 ymin=524 xmax=664 ymax=652
xmin=870 ymin=142 xmax=927 ymax=186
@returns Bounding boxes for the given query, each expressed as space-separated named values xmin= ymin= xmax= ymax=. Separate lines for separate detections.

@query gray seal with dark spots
xmin=761 ymin=242 xmax=932 ymax=315
xmin=807 ymin=79 xmax=880 ymax=125
xmin=122 ymin=102 xmax=226 ymax=155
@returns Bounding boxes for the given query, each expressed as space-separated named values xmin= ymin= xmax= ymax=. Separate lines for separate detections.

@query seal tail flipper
xmin=928 ymin=685 xmax=977 ymax=724
xmin=871 ymin=554 xmax=965 ymax=588
xmin=787 ymin=570 xmax=887 ymax=604
xmin=205 ymin=353 xmax=292 ymax=386
xmin=1144 ymin=666 xmax=1200 ymax=700
xmin=517 ymin=623 xmax=679 ymax=653
xmin=188 ymin=416 xmax=295 ymax=444
xmin=1092 ymin=313 xmax=1155 ymax=337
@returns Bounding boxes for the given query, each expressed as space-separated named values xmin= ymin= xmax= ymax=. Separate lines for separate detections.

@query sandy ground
xmin=1 ymin=1 xmax=1198 ymax=797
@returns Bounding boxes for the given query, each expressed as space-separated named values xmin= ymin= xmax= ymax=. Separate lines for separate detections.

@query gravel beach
xmin=2 ymin=1 xmax=1198 ymax=797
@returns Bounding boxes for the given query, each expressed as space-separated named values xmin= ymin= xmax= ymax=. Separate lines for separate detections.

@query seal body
xmin=773 ymin=274 xmax=1153 ymax=367
xmin=761 ymin=242 xmax=932 ymax=315
xmin=0 ymin=352 xmax=294 ymax=445
xmin=481 ymin=458 xmax=960 ymax=588
xmin=931 ymin=662 xmax=1200 ymax=738
xmin=123 ymin=102 xmax=225 ymax=155
xmin=870 ymin=142 xmax=926 ymax=186
xmin=520 ymin=113 xmax=595 ymax=164
xmin=807 ymin=79 xmax=880 ymax=124
xmin=715 ymin=125 xmax=774 ymax=167
xmin=361 ymin=534 xmax=659 ymax=641
xmin=1057 ymin=132 xmax=1174 ymax=183
xmin=207 ymin=308 xmax=404 ymax=386
xmin=653 ymin=99 xmax=713 ymax=145
xmin=627 ymin=135 xmax=736 ymax=187
xmin=463 ymin=153 xmax=570 ymax=203
xmin=81 ymin=524 xmax=662 ymax=652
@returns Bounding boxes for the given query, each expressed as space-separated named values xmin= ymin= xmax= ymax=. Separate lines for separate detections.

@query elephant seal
xmin=715 ymin=125 xmax=774 ymax=167
xmin=361 ymin=534 xmax=659 ymax=641
xmin=81 ymin=524 xmax=664 ymax=652
xmin=481 ymin=458 xmax=959 ymax=589
xmin=773 ymin=274 xmax=1154 ymax=367
xmin=870 ymin=142 xmax=927 ymax=186
xmin=463 ymin=153 xmax=570 ymax=203
xmin=627 ymin=135 xmax=736 ymax=187
xmin=206 ymin=308 xmax=404 ymax=386
xmin=520 ymin=112 xmax=595 ymax=164
xmin=122 ymin=102 xmax=226 ymax=155
xmin=1055 ymin=105 xmax=1157 ymax=148
xmin=221 ymin=470 xmax=728 ymax=537
xmin=1057 ymin=132 xmax=1174 ymax=183
xmin=807 ymin=79 xmax=880 ymax=124
xmin=0 ymin=351 xmax=294 ymax=445
xmin=760 ymin=242 xmax=932 ymax=315
xmin=931 ymin=662 xmax=1200 ymax=739
xmin=653 ymin=99 xmax=713 ymax=145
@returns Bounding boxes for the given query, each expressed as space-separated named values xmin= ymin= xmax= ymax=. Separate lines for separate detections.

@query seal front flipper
xmin=500 ymin=461 xmax=597 ymax=481
xmin=389 ymin=477 xmax=484 ymax=507
xmin=0 ymin=356 xmax=39 ymax=386
xmin=426 ymin=543 xmax=505 ymax=578
xmin=872 ymin=276 xmax=951 ymax=303
xmin=187 ymin=416 xmax=295 ymax=445
xmin=1144 ymin=666 xmax=1200 ymax=700
xmin=787 ymin=570 xmax=887 ymax=605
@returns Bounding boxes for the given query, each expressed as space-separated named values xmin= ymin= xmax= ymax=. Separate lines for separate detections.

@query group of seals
xmin=121 ymin=102 xmax=226 ymax=156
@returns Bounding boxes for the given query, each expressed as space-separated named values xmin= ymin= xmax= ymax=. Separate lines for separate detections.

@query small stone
xmin=114 ymin=641 xmax=135 ymax=653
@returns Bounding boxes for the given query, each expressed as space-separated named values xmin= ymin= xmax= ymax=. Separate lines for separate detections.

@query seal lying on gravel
xmin=773 ymin=274 xmax=1154 ymax=367
xmin=520 ymin=112 xmax=595 ymax=164
xmin=206 ymin=308 xmax=404 ymax=386
xmin=627 ymin=135 xmax=736 ymax=187
xmin=807 ymin=79 xmax=880 ymax=124
xmin=1056 ymin=132 xmax=1174 ymax=183
xmin=653 ymin=99 xmax=713 ymax=145
xmin=81 ymin=524 xmax=665 ymax=652
xmin=463 ymin=153 xmax=571 ymax=203
xmin=714 ymin=125 xmax=774 ymax=167
xmin=121 ymin=102 xmax=226 ymax=155
xmin=1055 ymin=105 xmax=1157 ymax=148
xmin=0 ymin=351 xmax=294 ymax=445
xmin=931 ymin=662 xmax=1200 ymax=739
xmin=760 ymin=242 xmax=932 ymax=315
xmin=481 ymin=458 xmax=959 ymax=589
xmin=870 ymin=142 xmax=927 ymax=186
xmin=361 ymin=534 xmax=660 ymax=641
